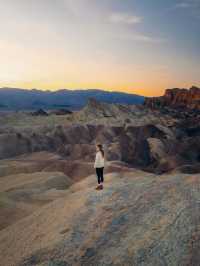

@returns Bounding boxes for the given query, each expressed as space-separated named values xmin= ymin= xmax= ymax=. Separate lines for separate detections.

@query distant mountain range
xmin=0 ymin=87 xmax=144 ymax=110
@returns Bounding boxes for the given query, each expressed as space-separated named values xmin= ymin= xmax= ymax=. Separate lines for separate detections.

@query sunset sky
xmin=0 ymin=0 xmax=199 ymax=96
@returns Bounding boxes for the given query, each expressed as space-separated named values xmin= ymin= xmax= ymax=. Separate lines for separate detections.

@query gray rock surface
xmin=0 ymin=170 xmax=199 ymax=266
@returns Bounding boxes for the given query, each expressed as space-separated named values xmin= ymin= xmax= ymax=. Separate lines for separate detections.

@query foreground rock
xmin=0 ymin=169 xmax=199 ymax=266
xmin=0 ymin=152 xmax=132 ymax=230
xmin=0 ymin=171 xmax=71 ymax=230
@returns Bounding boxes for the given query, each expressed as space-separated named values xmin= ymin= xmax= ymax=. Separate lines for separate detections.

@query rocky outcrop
xmin=31 ymin=109 xmax=48 ymax=116
xmin=73 ymin=97 xmax=177 ymax=126
xmin=0 ymin=97 xmax=200 ymax=174
xmin=147 ymin=138 xmax=167 ymax=161
xmin=0 ymin=119 xmax=200 ymax=174
xmin=145 ymin=86 xmax=200 ymax=110
xmin=0 ymin=124 xmax=171 ymax=172
xmin=49 ymin=109 xmax=72 ymax=115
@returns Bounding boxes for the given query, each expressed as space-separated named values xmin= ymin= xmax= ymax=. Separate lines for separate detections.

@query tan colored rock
xmin=0 ymin=170 xmax=200 ymax=266
xmin=147 ymin=137 xmax=166 ymax=161
xmin=145 ymin=86 xmax=200 ymax=110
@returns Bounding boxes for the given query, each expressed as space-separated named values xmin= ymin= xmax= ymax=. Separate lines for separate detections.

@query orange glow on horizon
xmin=0 ymin=1 xmax=199 ymax=98
xmin=0 ymin=39 xmax=199 ymax=97
xmin=0 ymin=81 xmax=168 ymax=97
xmin=1 ymin=79 xmax=198 ymax=97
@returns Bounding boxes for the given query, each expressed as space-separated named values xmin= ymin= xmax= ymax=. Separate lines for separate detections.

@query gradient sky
xmin=0 ymin=0 xmax=199 ymax=96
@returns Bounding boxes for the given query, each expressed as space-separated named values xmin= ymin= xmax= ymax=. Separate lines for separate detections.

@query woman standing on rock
xmin=94 ymin=144 xmax=105 ymax=190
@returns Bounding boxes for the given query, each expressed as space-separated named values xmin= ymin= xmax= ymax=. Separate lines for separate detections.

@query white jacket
xmin=94 ymin=151 xmax=105 ymax=168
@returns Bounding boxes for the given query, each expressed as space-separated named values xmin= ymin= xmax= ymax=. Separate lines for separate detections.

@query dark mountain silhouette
xmin=0 ymin=87 xmax=144 ymax=110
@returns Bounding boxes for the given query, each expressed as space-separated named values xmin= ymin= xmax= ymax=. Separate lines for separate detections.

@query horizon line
xmin=0 ymin=85 xmax=199 ymax=98
xmin=0 ymin=86 xmax=147 ymax=97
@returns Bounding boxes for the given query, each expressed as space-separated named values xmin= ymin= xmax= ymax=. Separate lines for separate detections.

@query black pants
xmin=96 ymin=167 xmax=104 ymax=184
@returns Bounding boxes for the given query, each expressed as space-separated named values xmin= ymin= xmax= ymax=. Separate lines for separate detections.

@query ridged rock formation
xmin=72 ymin=97 xmax=177 ymax=126
xmin=144 ymin=86 xmax=200 ymax=110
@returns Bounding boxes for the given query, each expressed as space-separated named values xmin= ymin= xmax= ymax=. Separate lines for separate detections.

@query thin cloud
xmin=174 ymin=0 xmax=200 ymax=18
xmin=120 ymin=33 xmax=165 ymax=44
xmin=175 ymin=2 xmax=191 ymax=8
xmin=175 ymin=0 xmax=200 ymax=9
xmin=125 ymin=34 xmax=165 ymax=44
xmin=109 ymin=13 xmax=142 ymax=25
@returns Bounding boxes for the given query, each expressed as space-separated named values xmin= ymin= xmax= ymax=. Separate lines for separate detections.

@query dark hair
xmin=97 ymin=144 xmax=104 ymax=157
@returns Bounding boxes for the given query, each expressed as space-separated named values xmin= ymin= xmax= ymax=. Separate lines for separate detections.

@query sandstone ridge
xmin=144 ymin=86 xmax=200 ymax=110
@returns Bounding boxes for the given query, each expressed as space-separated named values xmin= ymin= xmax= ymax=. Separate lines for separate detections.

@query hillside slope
xmin=0 ymin=169 xmax=199 ymax=266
